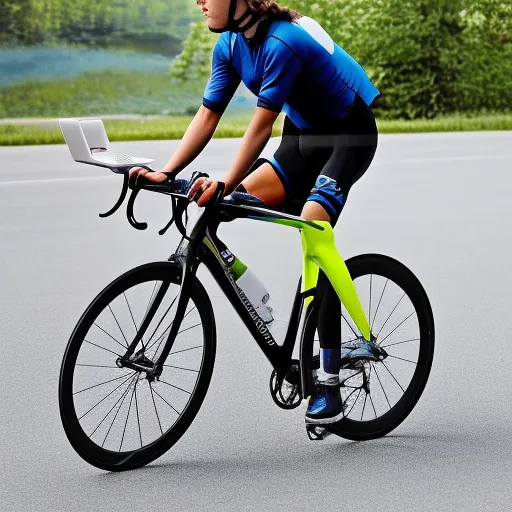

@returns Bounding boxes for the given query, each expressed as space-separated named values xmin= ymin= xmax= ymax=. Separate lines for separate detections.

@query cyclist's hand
xmin=128 ymin=167 xmax=169 ymax=183
xmin=188 ymin=177 xmax=219 ymax=206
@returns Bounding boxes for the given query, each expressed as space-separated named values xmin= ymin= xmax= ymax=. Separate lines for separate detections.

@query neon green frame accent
xmin=299 ymin=220 xmax=370 ymax=341
xmin=204 ymin=213 xmax=371 ymax=340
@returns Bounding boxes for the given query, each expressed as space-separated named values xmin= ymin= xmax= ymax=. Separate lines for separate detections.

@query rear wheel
xmin=304 ymin=254 xmax=434 ymax=441
xmin=59 ymin=262 xmax=216 ymax=471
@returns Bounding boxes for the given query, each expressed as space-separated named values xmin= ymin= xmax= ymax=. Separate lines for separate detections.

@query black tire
xmin=304 ymin=254 xmax=434 ymax=441
xmin=59 ymin=262 xmax=216 ymax=471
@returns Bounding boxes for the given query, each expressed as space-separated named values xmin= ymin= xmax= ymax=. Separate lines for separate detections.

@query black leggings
xmin=273 ymin=96 xmax=379 ymax=349
xmin=267 ymin=94 xmax=378 ymax=224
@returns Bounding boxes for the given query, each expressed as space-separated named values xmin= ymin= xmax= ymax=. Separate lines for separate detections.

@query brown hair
xmin=246 ymin=1 xmax=302 ymax=22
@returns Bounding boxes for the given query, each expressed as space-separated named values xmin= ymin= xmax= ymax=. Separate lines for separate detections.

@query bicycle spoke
xmin=148 ymin=311 xmax=199 ymax=361
xmin=387 ymin=354 xmax=417 ymax=365
xmin=144 ymin=293 xmax=179 ymax=351
xmin=74 ymin=372 xmax=132 ymax=396
xmin=147 ymin=306 xmax=197 ymax=356
xmin=134 ymin=381 xmax=142 ymax=448
xmin=380 ymin=338 xmax=420 ymax=349
xmin=341 ymin=369 xmax=363 ymax=387
xmin=149 ymin=383 xmax=164 ymax=435
xmin=371 ymin=279 xmax=388 ymax=332
xmin=159 ymin=380 xmax=192 ymax=395
xmin=346 ymin=388 xmax=362 ymax=417
xmin=102 ymin=376 xmax=135 ymax=447
xmin=169 ymin=345 xmax=203 ymax=356
xmin=119 ymin=380 xmax=137 ymax=451
xmin=133 ymin=280 xmax=172 ymax=352
xmin=162 ymin=365 xmax=199 ymax=373
xmin=376 ymin=292 xmax=405 ymax=339
xmin=378 ymin=311 xmax=416 ymax=345
xmin=78 ymin=372 xmax=135 ymax=421
xmin=366 ymin=364 xmax=377 ymax=418
xmin=84 ymin=339 xmax=121 ymax=358
xmin=360 ymin=391 xmax=368 ymax=421
xmin=373 ymin=364 xmax=391 ymax=409
xmin=108 ymin=304 xmax=129 ymax=347
xmin=341 ymin=313 xmax=358 ymax=338
xmin=152 ymin=386 xmax=180 ymax=416
xmin=93 ymin=323 xmax=127 ymax=350
xmin=88 ymin=374 xmax=136 ymax=439
xmin=368 ymin=392 xmax=378 ymax=418
xmin=143 ymin=281 xmax=159 ymax=322
xmin=124 ymin=292 xmax=139 ymax=333
xmin=177 ymin=322 xmax=201 ymax=336
xmin=381 ymin=361 xmax=405 ymax=393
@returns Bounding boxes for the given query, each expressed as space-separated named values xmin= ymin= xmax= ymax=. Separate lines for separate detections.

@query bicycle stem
xmin=300 ymin=221 xmax=371 ymax=341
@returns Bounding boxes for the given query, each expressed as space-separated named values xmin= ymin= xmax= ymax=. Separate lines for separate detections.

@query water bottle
xmin=219 ymin=247 xmax=274 ymax=324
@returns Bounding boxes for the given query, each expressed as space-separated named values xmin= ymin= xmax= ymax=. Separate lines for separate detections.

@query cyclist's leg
xmin=302 ymin=96 xmax=378 ymax=339
xmin=239 ymin=116 xmax=312 ymax=209
xmin=240 ymin=162 xmax=286 ymax=207
xmin=304 ymin=97 xmax=378 ymax=422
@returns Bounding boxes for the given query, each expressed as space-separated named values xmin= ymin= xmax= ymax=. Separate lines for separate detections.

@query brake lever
xmin=99 ymin=173 xmax=129 ymax=218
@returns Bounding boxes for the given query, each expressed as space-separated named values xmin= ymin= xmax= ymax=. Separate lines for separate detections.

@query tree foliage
xmin=0 ymin=0 xmax=200 ymax=46
xmin=170 ymin=0 xmax=512 ymax=118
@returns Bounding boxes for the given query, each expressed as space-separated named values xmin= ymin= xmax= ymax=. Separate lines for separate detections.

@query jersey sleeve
xmin=203 ymin=36 xmax=241 ymax=114
xmin=257 ymin=38 xmax=303 ymax=113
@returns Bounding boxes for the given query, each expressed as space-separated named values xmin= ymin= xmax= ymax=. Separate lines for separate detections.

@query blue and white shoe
xmin=340 ymin=337 xmax=387 ymax=368
xmin=305 ymin=382 xmax=345 ymax=424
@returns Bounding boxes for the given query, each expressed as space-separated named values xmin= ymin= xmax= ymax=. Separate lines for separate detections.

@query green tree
xmin=170 ymin=21 xmax=218 ymax=83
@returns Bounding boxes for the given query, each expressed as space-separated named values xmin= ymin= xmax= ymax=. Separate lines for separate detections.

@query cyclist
xmin=130 ymin=0 xmax=380 ymax=424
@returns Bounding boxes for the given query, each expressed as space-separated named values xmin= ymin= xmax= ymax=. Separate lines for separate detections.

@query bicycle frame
xmin=121 ymin=186 xmax=372 ymax=398
xmin=158 ymin=196 xmax=325 ymax=380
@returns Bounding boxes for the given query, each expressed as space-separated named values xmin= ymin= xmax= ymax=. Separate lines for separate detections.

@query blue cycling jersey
xmin=203 ymin=16 xmax=380 ymax=129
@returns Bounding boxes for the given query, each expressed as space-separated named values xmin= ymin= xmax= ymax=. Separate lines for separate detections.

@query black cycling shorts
xmin=258 ymin=94 xmax=378 ymax=224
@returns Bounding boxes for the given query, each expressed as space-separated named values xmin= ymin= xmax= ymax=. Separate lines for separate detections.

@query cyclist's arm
xmin=222 ymin=39 xmax=301 ymax=194
xmin=223 ymin=107 xmax=279 ymax=195
xmin=162 ymin=105 xmax=222 ymax=175
xmin=163 ymin=35 xmax=239 ymax=176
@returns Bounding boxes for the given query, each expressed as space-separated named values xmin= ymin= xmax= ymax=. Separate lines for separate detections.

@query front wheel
xmin=59 ymin=262 xmax=216 ymax=471
xmin=303 ymin=254 xmax=435 ymax=441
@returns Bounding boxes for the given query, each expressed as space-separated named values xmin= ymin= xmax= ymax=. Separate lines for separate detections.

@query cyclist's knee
xmin=301 ymin=201 xmax=332 ymax=223
xmin=303 ymin=175 xmax=346 ymax=225
xmin=241 ymin=160 xmax=286 ymax=207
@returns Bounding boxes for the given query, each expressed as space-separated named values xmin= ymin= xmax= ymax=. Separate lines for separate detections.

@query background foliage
xmin=171 ymin=0 xmax=512 ymax=119
xmin=0 ymin=0 xmax=199 ymax=51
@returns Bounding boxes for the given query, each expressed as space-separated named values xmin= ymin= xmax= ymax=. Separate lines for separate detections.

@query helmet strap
xmin=208 ymin=0 xmax=260 ymax=34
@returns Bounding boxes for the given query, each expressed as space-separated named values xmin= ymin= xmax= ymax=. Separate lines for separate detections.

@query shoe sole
xmin=305 ymin=409 xmax=345 ymax=425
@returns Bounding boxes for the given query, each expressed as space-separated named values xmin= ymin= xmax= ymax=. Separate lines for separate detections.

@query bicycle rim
xmin=306 ymin=254 xmax=434 ymax=441
xmin=59 ymin=262 xmax=216 ymax=471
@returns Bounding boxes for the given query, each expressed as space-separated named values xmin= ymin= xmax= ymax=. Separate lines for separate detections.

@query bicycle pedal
xmin=306 ymin=425 xmax=332 ymax=441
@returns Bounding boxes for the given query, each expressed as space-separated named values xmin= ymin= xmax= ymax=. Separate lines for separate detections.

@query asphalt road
xmin=1 ymin=132 xmax=512 ymax=511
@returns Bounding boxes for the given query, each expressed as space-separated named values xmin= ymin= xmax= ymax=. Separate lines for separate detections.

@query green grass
xmin=377 ymin=114 xmax=512 ymax=133
xmin=1 ymin=113 xmax=511 ymax=146
xmin=0 ymin=70 xmax=203 ymax=119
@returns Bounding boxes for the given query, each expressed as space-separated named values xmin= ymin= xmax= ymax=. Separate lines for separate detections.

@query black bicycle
xmin=58 ymin=120 xmax=435 ymax=472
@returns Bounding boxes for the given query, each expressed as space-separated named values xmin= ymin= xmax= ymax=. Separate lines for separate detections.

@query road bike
xmin=57 ymin=118 xmax=435 ymax=472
